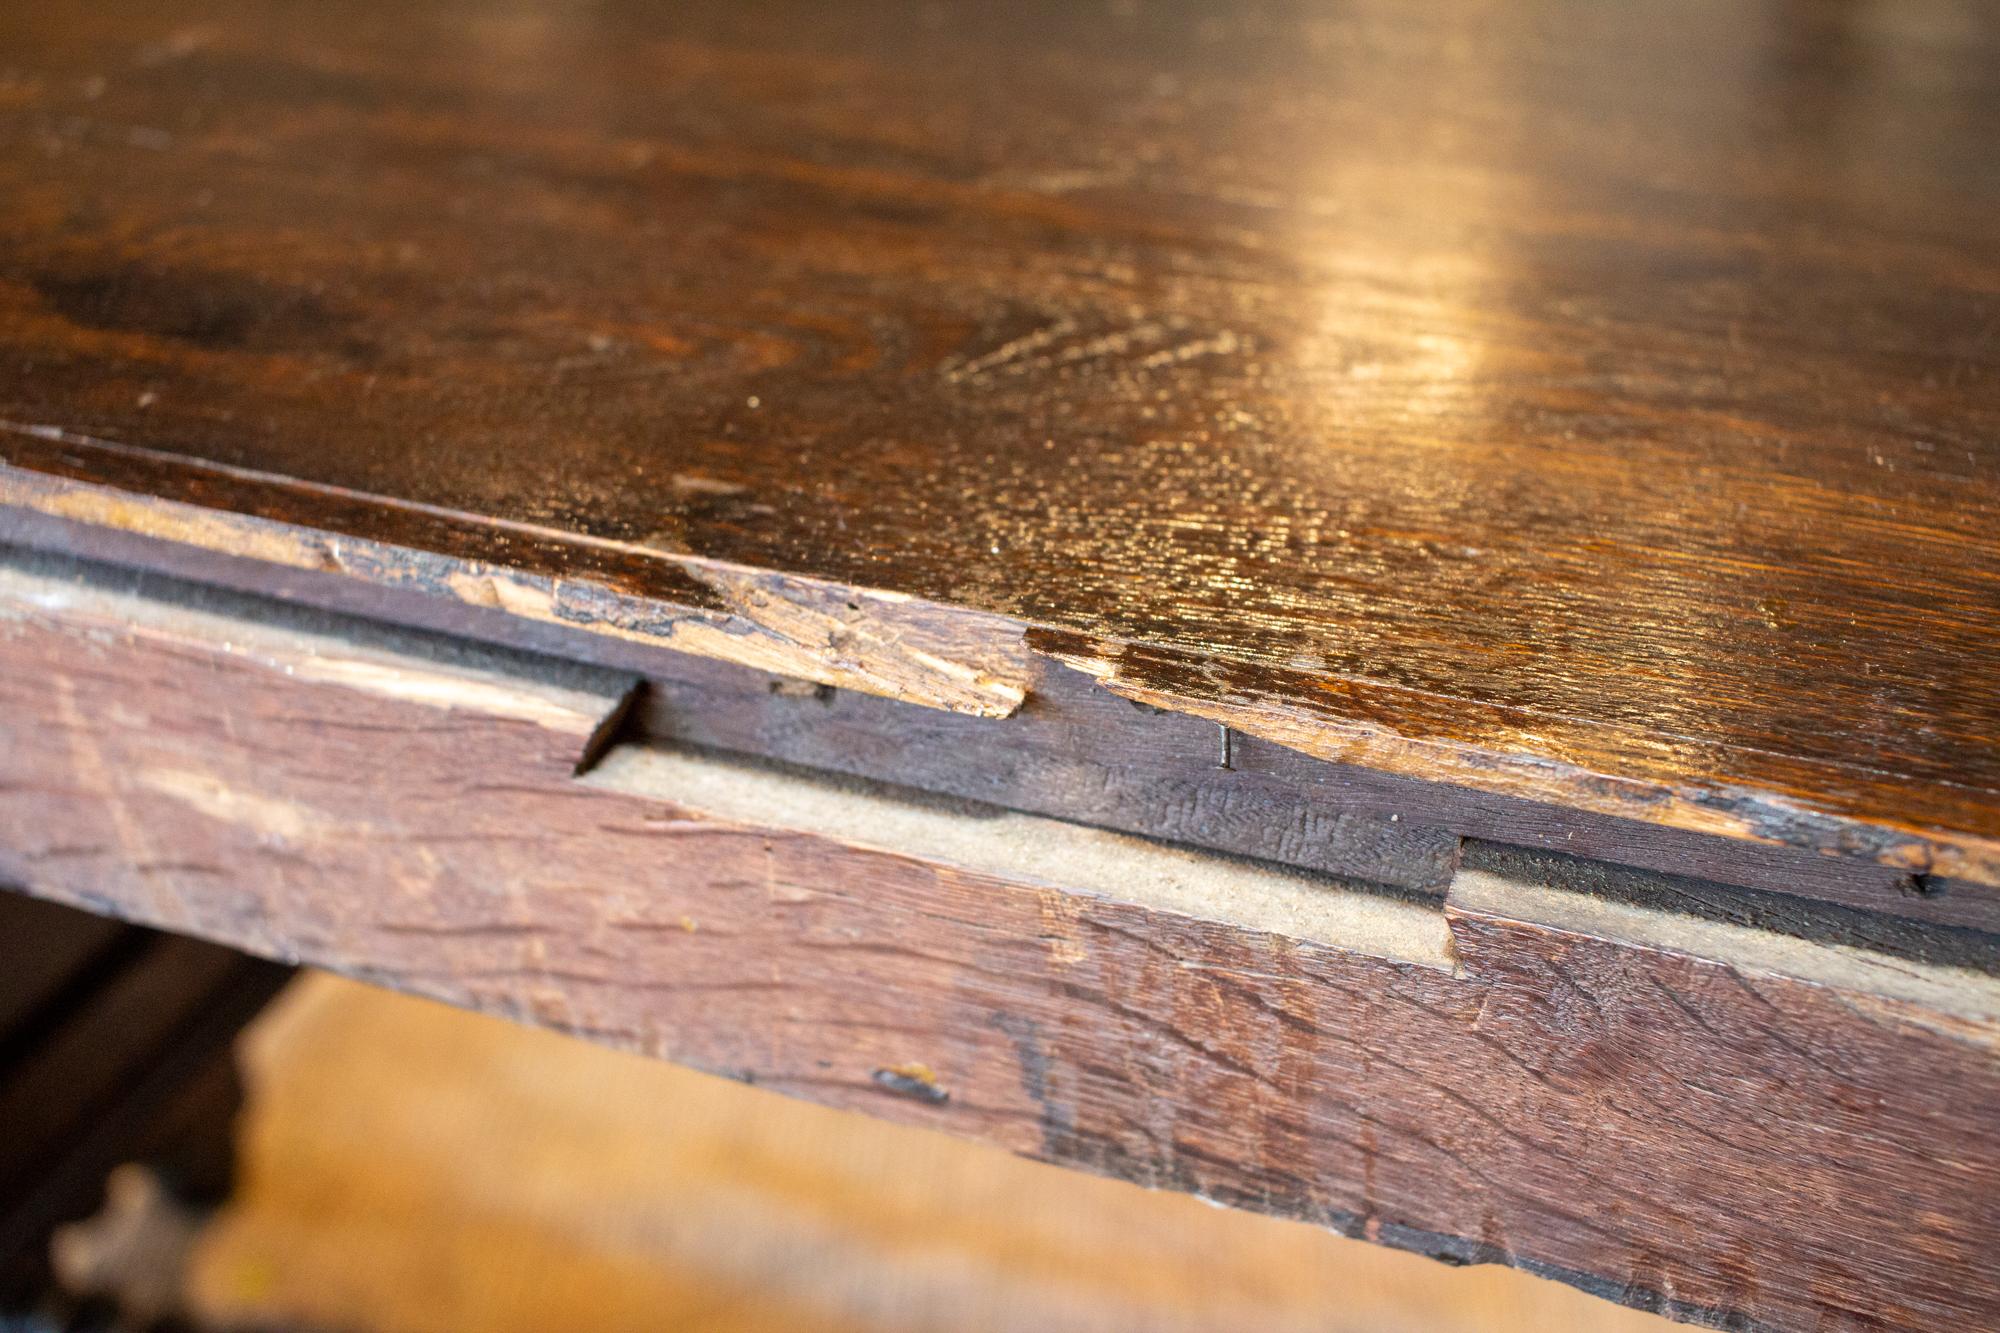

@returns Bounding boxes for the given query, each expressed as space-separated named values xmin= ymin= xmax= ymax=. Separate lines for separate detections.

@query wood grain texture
xmin=21 ymin=509 xmax=1977 ymax=936
xmin=1 ymin=0 xmax=1997 ymax=881
xmin=3 ymin=555 xmax=1997 ymax=1331
xmin=629 ymin=648 xmax=2000 ymax=930
xmin=142 ymin=971 xmax=1673 ymax=1333
xmin=0 ymin=456 xmax=1034 ymax=719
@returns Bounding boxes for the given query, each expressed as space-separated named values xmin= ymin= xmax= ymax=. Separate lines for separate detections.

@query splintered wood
xmin=3 ymin=558 xmax=1997 ymax=1330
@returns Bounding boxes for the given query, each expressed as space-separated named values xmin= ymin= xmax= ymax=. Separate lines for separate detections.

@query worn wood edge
xmin=0 ymin=428 xmax=1031 ymax=718
xmin=23 ymin=501 xmax=1982 ymax=935
xmin=0 ymin=554 xmax=632 ymax=754
xmin=582 ymin=743 xmax=1458 ymax=973
xmin=1 ymin=552 xmax=1456 ymax=972
xmin=23 ymin=550 xmax=1975 ymax=1005
xmin=10 ymin=423 xmax=1998 ymax=894
xmin=15 ymin=551 xmax=1984 ymax=1018
xmin=10 ymin=504 xmax=1974 ymax=931
xmin=1035 ymin=637 xmax=2000 ymax=892
xmin=5 ymin=567 xmax=1996 ymax=1331
xmin=1450 ymin=867 xmax=2000 ymax=1044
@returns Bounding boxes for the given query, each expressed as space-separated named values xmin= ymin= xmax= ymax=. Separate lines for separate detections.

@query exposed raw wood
xmin=3 ymin=552 xmax=1996 ymax=1331
xmin=0 ymin=454 xmax=1030 ymax=719
xmin=12 ymin=512 xmax=1988 ymax=939
xmin=581 ymin=745 xmax=1456 ymax=972
xmin=1034 ymin=630 xmax=2000 ymax=887
xmin=3 ymin=0 xmax=1998 ymax=885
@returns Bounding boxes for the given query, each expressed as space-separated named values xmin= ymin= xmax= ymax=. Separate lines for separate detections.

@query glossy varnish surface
xmin=2 ymin=0 xmax=1998 ymax=869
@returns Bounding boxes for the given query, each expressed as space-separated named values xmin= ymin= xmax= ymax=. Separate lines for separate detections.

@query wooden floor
xmin=70 ymin=973 xmax=1671 ymax=1333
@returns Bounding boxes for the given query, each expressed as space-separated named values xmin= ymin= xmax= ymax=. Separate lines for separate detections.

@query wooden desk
xmin=2 ymin=1 xmax=1996 ymax=1327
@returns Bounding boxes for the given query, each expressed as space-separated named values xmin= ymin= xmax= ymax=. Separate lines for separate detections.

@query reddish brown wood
xmin=3 ymin=555 xmax=1995 ymax=1332
xmin=2 ymin=0 xmax=1998 ymax=883
xmin=16 ymin=502 xmax=1982 ymax=938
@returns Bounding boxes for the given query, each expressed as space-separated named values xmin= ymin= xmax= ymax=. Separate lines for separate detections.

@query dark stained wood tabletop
xmin=2 ymin=0 xmax=1998 ymax=880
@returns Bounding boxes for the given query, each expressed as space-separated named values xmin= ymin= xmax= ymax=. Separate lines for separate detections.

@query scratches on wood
xmin=0 ymin=439 xmax=1031 ymax=719
xmin=3 ymin=556 xmax=1999 ymax=1330
xmin=133 ymin=770 xmax=334 ymax=848
xmin=4 ymin=0 xmax=2000 ymax=920
xmin=0 ymin=548 xmax=636 ymax=772
xmin=938 ymin=316 xmax=1247 ymax=385
xmin=15 ymin=432 xmax=1997 ymax=909
xmin=1449 ymin=867 xmax=2000 ymax=1044
xmin=1032 ymin=628 xmax=2000 ymax=891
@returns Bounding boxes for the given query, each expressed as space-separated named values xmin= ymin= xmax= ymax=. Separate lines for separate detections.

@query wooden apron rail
xmin=2 ymin=550 xmax=1995 ymax=1331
